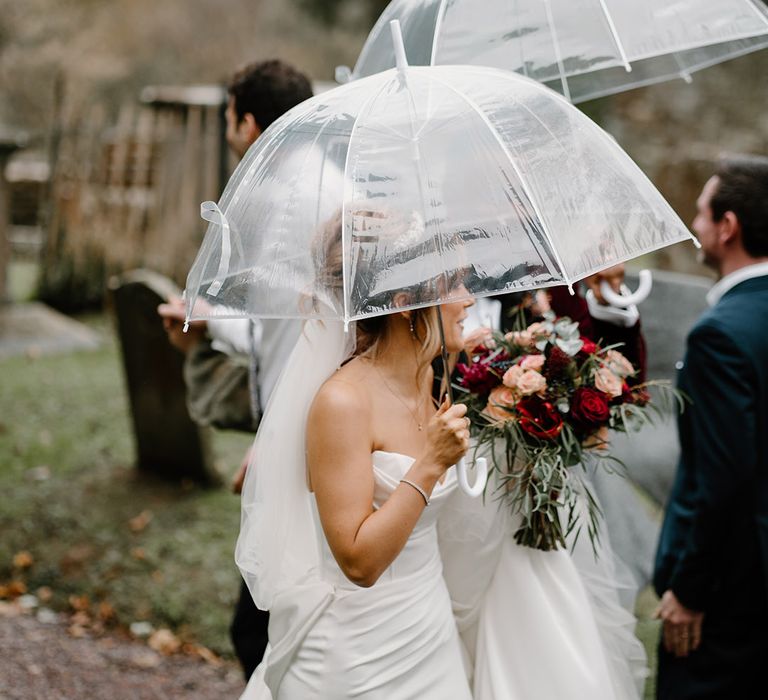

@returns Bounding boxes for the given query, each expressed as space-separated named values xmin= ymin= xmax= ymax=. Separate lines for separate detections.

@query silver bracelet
xmin=400 ymin=478 xmax=430 ymax=506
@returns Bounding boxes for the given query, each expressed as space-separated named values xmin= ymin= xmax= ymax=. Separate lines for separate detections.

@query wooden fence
xmin=39 ymin=87 xmax=229 ymax=309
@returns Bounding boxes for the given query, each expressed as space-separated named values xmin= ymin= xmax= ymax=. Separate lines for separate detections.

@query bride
xmin=236 ymin=208 xmax=646 ymax=699
xmin=237 ymin=259 xmax=476 ymax=696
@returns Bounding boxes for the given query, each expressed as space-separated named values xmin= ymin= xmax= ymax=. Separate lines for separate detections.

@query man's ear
xmin=719 ymin=210 xmax=741 ymax=247
xmin=240 ymin=113 xmax=262 ymax=142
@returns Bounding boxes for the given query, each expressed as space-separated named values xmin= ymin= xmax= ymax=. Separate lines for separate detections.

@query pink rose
xmin=502 ymin=364 xmax=524 ymax=388
xmin=604 ymin=350 xmax=635 ymax=378
xmin=516 ymin=369 xmax=547 ymax=396
xmin=484 ymin=385 xmax=518 ymax=423
xmin=593 ymin=367 xmax=623 ymax=398
xmin=520 ymin=354 xmax=545 ymax=371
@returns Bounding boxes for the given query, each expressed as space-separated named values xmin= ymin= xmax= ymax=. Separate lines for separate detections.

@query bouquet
xmin=457 ymin=311 xmax=683 ymax=552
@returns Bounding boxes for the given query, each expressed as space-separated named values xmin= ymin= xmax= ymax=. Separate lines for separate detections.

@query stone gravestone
xmin=110 ymin=269 xmax=218 ymax=485
xmin=588 ymin=269 xmax=712 ymax=590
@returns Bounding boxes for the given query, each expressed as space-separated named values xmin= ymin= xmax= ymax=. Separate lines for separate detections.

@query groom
xmin=653 ymin=155 xmax=768 ymax=699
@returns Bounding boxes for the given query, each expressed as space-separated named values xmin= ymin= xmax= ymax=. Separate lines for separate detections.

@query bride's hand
xmin=423 ymin=398 xmax=470 ymax=471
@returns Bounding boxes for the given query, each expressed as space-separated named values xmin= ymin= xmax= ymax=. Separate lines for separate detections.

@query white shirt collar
xmin=706 ymin=261 xmax=768 ymax=307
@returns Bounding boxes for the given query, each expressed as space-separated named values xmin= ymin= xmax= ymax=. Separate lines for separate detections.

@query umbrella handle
xmin=599 ymin=269 xmax=653 ymax=308
xmin=457 ymin=456 xmax=488 ymax=497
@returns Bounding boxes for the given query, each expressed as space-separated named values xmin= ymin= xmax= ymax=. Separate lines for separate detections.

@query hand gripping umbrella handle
xmin=457 ymin=456 xmax=488 ymax=497
xmin=599 ymin=269 xmax=653 ymax=308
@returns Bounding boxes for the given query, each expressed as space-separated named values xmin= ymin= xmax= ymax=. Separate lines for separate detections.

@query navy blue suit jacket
xmin=654 ymin=274 xmax=768 ymax=615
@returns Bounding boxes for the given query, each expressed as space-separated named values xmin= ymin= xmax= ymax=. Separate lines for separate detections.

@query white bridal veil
xmin=235 ymin=318 xmax=353 ymax=693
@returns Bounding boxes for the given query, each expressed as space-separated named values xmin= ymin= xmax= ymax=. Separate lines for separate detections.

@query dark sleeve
xmin=183 ymin=338 xmax=259 ymax=432
xmin=668 ymin=323 xmax=757 ymax=610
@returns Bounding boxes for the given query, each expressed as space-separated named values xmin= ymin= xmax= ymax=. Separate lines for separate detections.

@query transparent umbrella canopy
xmin=184 ymin=38 xmax=695 ymax=329
xmin=348 ymin=0 xmax=768 ymax=103
xmin=184 ymin=21 xmax=697 ymax=496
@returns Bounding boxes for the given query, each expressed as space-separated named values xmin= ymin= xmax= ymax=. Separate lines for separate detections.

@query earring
xmin=408 ymin=315 xmax=415 ymax=335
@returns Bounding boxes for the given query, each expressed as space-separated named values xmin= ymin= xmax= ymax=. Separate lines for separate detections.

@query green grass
xmin=0 ymin=313 xmax=252 ymax=655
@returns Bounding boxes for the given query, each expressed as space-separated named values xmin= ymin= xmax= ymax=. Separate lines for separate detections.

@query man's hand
xmin=653 ymin=589 xmax=705 ymax=658
xmin=157 ymin=296 xmax=207 ymax=354
xmin=232 ymin=445 xmax=252 ymax=494
xmin=582 ymin=264 xmax=626 ymax=305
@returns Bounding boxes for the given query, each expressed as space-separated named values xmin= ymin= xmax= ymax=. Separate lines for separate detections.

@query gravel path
xmin=0 ymin=609 xmax=245 ymax=699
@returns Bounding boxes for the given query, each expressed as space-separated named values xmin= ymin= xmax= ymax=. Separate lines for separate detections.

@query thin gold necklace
xmin=372 ymin=363 xmax=428 ymax=431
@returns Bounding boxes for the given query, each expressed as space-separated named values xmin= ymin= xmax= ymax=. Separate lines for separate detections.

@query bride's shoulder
xmin=311 ymin=358 xmax=372 ymax=419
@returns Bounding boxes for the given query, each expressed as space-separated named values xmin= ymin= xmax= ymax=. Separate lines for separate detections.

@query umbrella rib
xmin=340 ymin=77 xmax=394 ymax=327
xmin=429 ymin=0 xmax=449 ymax=65
xmin=745 ymin=0 xmax=768 ymax=28
xmin=542 ymin=0 xmax=571 ymax=102
xmin=425 ymin=71 xmax=570 ymax=284
xmin=598 ymin=0 xmax=632 ymax=71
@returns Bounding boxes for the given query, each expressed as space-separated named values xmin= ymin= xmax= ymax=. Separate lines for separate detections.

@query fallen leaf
xmin=128 ymin=510 xmax=153 ymax=533
xmin=71 ymin=610 xmax=91 ymax=626
xmin=151 ymin=570 xmax=164 ymax=583
xmin=1 ymin=581 xmax=28 ymax=598
xmin=148 ymin=628 xmax=181 ymax=655
xmin=36 ymin=586 xmax=53 ymax=603
xmin=68 ymin=623 xmax=87 ymax=638
xmin=68 ymin=594 xmax=90 ymax=612
xmin=13 ymin=551 xmax=34 ymax=569
xmin=97 ymin=601 xmax=116 ymax=622
xmin=186 ymin=643 xmax=222 ymax=666
xmin=130 ymin=547 xmax=146 ymax=561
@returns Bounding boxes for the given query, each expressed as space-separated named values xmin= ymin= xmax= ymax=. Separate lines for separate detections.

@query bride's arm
xmin=307 ymin=381 xmax=468 ymax=588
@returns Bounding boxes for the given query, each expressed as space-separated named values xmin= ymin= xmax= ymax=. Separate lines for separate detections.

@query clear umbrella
xmin=184 ymin=21 xmax=697 ymax=494
xmin=348 ymin=0 xmax=768 ymax=103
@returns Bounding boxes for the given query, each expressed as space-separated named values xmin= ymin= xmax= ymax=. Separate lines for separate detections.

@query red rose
xmin=570 ymin=387 xmax=610 ymax=431
xmin=579 ymin=336 xmax=599 ymax=355
xmin=457 ymin=359 xmax=501 ymax=396
xmin=517 ymin=396 xmax=564 ymax=441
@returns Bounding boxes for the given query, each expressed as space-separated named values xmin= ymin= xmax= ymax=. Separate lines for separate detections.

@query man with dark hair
xmin=158 ymin=59 xmax=313 ymax=681
xmin=225 ymin=60 xmax=312 ymax=160
xmin=653 ymin=154 xmax=768 ymax=699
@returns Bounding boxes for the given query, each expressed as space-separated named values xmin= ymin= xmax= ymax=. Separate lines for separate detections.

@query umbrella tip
xmin=389 ymin=20 xmax=409 ymax=73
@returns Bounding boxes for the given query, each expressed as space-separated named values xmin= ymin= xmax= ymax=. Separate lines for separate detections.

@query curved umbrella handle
xmin=599 ymin=269 xmax=653 ymax=308
xmin=457 ymin=456 xmax=488 ymax=497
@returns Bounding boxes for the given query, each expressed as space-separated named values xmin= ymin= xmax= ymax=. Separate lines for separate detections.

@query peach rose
xmin=604 ymin=350 xmax=635 ymax=378
xmin=520 ymin=354 xmax=545 ymax=371
xmin=502 ymin=364 xmax=524 ymax=388
xmin=516 ymin=369 xmax=547 ymax=396
xmin=594 ymin=367 xmax=623 ymax=398
xmin=484 ymin=385 xmax=518 ymax=423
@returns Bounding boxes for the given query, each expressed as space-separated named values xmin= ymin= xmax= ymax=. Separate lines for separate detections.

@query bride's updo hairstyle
xmin=312 ymin=208 xmax=454 ymax=368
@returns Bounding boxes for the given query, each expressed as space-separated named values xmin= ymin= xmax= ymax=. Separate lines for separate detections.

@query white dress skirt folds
xmin=438 ymin=466 xmax=648 ymax=700
xmin=242 ymin=453 xmax=472 ymax=700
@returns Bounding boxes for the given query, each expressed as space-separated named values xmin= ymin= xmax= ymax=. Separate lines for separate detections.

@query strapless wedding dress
xmin=242 ymin=451 xmax=472 ymax=700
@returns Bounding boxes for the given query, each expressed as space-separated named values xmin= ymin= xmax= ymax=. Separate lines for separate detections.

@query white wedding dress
xmin=439 ymin=470 xmax=647 ymax=700
xmin=242 ymin=451 xmax=472 ymax=700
